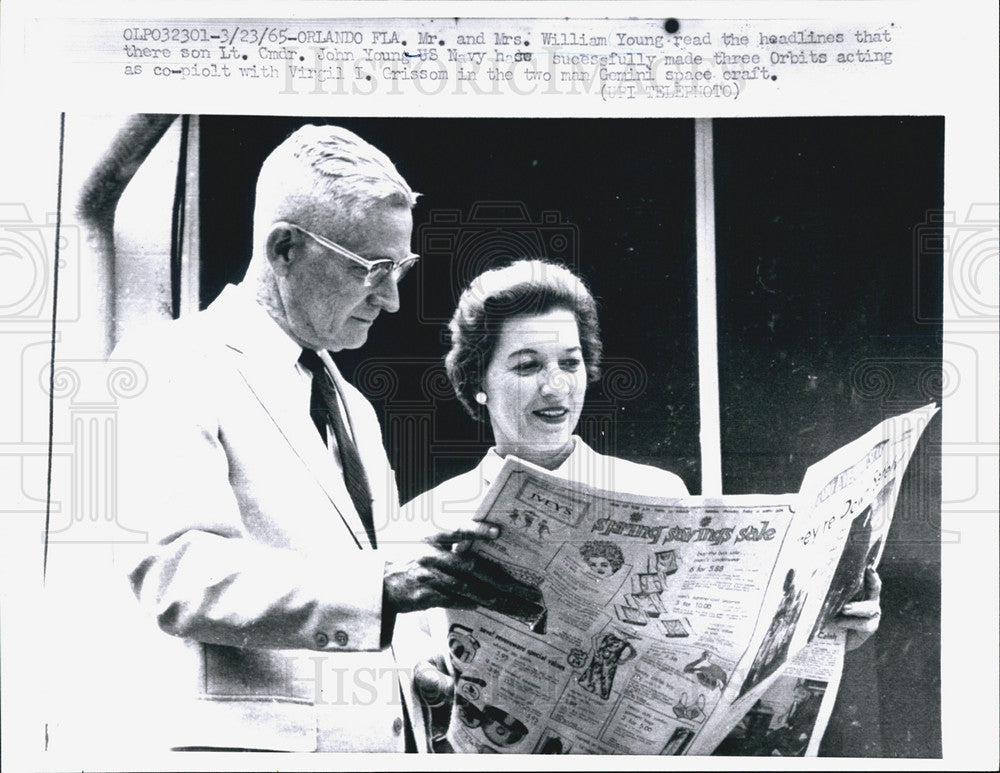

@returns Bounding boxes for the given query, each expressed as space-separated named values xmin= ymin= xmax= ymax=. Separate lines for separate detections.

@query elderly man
xmin=112 ymin=124 xmax=538 ymax=753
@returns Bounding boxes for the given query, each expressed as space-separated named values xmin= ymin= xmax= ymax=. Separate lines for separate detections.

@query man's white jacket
xmin=107 ymin=283 xmax=424 ymax=752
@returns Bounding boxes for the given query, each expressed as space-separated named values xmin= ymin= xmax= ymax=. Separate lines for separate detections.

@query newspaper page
xmin=445 ymin=482 xmax=796 ymax=755
xmin=695 ymin=403 xmax=941 ymax=753
xmin=0 ymin=2 xmax=996 ymax=772
xmin=713 ymin=628 xmax=846 ymax=757
xmin=443 ymin=404 xmax=936 ymax=755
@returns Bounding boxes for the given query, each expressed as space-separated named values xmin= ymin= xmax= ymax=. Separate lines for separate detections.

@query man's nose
xmin=369 ymin=274 xmax=400 ymax=313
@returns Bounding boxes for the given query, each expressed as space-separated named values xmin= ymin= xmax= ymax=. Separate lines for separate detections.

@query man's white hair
xmin=252 ymin=124 xmax=418 ymax=250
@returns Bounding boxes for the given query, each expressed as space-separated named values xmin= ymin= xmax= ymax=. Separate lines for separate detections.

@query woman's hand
xmin=414 ymin=658 xmax=453 ymax=709
xmin=824 ymin=567 xmax=883 ymax=651
xmin=414 ymin=657 xmax=454 ymax=747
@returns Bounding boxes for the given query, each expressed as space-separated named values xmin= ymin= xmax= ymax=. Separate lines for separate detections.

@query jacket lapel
xmin=211 ymin=287 xmax=372 ymax=550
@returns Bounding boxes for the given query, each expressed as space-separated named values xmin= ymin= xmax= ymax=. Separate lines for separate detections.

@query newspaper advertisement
xmin=445 ymin=486 xmax=797 ymax=754
xmin=443 ymin=404 xmax=937 ymax=754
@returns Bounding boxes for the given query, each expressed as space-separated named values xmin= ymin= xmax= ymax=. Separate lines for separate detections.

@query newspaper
xmin=442 ymin=404 xmax=937 ymax=754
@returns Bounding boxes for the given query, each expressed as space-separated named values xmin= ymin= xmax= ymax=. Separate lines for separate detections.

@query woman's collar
xmin=482 ymin=436 xmax=587 ymax=486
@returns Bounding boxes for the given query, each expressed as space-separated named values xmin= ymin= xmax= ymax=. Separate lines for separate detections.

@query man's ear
xmin=265 ymin=222 xmax=297 ymax=276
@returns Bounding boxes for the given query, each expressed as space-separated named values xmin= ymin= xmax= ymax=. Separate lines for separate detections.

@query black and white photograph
xmin=44 ymin=112 xmax=943 ymax=758
xmin=0 ymin=3 xmax=996 ymax=771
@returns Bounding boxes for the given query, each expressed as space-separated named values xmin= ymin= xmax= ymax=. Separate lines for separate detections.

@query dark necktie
xmin=298 ymin=348 xmax=377 ymax=548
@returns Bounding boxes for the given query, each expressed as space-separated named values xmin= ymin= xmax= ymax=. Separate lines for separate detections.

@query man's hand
xmin=824 ymin=567 xmax=883 ymax=651
xmin=383 ymin=525 xmax=544 ymax=615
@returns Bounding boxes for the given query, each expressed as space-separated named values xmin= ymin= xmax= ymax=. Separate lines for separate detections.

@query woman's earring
xmin=475 ymin=392 xmax=488 ymax=405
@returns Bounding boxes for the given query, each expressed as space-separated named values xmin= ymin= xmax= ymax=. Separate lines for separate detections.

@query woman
xmin=406 ymin=259 xmax=688 ymax=522
xmin=403 ymin=259 xmax=880 ymax=753
xmin=401 ymin=260 xmax=687 ymax=752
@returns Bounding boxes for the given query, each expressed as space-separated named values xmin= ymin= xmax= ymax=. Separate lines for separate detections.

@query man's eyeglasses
xmin=290 ymin=224 xmax=420 ymax=287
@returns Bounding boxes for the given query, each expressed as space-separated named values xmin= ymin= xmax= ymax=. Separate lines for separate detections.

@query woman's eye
xmin=513 ymin=361 xmax=540 ymax=374
xmin=560 ymin=358 xmax=582 ymax=371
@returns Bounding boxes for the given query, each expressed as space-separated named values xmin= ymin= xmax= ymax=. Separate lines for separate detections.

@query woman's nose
xmin=539 ymin=365 xmax=571 ymax=395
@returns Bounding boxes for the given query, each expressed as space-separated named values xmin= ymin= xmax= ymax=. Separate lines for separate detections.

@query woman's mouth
xmin=533 ymin=407 xmax=569 ymax=423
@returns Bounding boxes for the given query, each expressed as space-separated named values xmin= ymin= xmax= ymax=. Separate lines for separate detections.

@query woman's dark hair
xmin=445 ymin=259 xmax=602 ymax=421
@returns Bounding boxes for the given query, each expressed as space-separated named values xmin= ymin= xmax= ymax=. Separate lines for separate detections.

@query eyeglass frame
xmin=288 ymin=223 xmax=420 ymax=287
